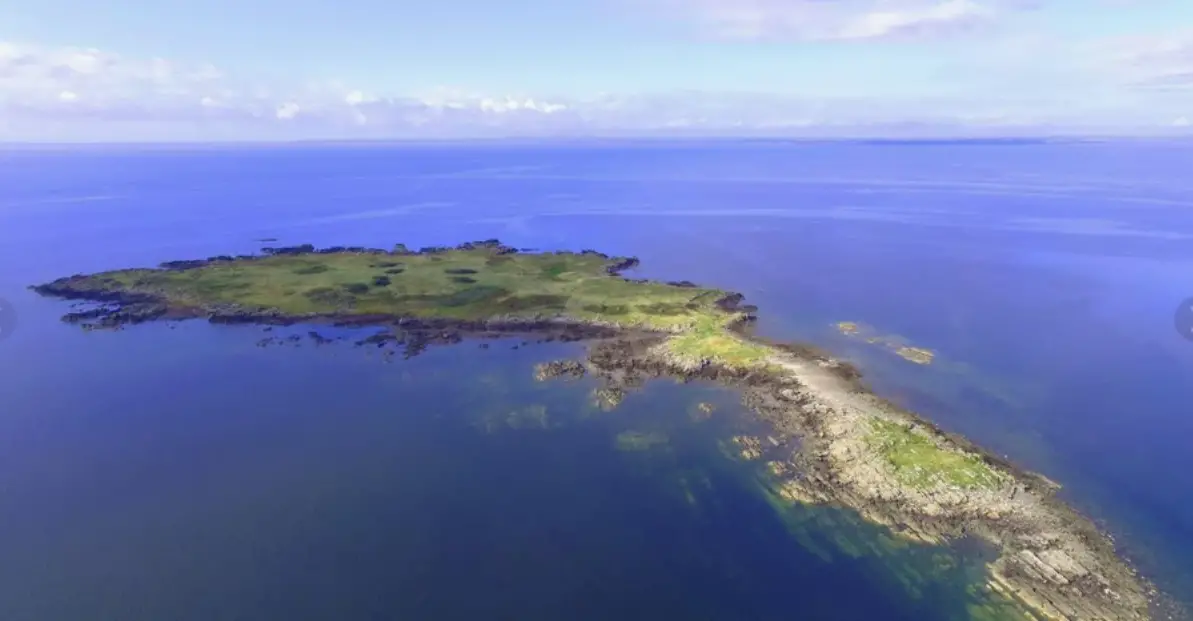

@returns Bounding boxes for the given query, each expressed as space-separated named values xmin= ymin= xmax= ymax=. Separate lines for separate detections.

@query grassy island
xmin=31 ymin=240 xmax=1161 ymax=621
xmin=34 ymin=240 xmax=744 ymax=332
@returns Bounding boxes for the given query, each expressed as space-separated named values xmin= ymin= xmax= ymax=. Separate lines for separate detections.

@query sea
xmin=1 ymin=139 xmax=1191 ymax=620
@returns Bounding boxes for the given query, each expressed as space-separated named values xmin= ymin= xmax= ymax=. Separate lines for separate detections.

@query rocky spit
xmin=572 ymin=336 xmax=1166 ymax=621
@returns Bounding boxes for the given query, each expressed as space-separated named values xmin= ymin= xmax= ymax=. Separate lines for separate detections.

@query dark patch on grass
xmin=444 ymin=268 xmax=478 ymax=275
xmin=492 ymin=294 xmax=569 ymax=313
xmin=452 ymin=276 xmax=478 ymax=284
xmin=385 ymin=286 xmax=510 ymax=309
xmin=342 ymin=282 xmax=371 ymax=295
xmin=440 ymin=285 xmax=508 ymax=307
xmin=187 ymin=279 xmax=253 ymax=296
xmin=583 ymin=303 xmax=629 ymax=315
xmin=371 ymin=260 xmax=402 ymax=268
xmin=540 ymin=262 xmax=570 ymax=279
xmin=372 ymin=275 xmax=391 ymax=287
xmin=385 ymin=267 xmax=405 ymax=274
xmin=305 ymin=286 xmax=354 ymax=306
xmin=292 ymin=264 xmax=330 ymax=275
xmin=637 ymin=302 xmax=689 ymax=315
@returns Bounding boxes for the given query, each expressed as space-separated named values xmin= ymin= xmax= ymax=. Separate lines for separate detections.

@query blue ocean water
xmin=1 ymin=140 xmax=1192 ymax=617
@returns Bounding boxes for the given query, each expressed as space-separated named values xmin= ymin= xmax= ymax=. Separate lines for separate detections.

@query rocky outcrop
xmin=570 ymin=336 xmax=1159 ymax=621
xmin=591 ymin=387 xmax=626 ymax=411
xmin=261 ymin=244 xmax=316 ymax=256
xmin=534 ymin=360 xmax=587 ymax=381
xmin=605 ymin=256 xmax=641 ymax=274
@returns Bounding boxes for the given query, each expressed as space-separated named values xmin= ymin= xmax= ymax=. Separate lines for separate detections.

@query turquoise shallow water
xmin=1 ymin=140 xmax=1191 ymax=616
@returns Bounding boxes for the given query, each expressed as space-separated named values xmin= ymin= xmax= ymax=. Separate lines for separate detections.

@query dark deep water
xmin=1 ymin=140 xmax=1192 ymax=619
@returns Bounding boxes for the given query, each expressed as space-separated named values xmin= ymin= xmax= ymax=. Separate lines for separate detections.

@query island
xmin=32 ymin=240 xmax=1160 ymax=621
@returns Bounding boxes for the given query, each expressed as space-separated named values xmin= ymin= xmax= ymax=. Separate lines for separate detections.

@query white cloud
xmin=478 ymin=96 xmax=569 ymax=114
xmin=644 ymin=0 xmax=1014 ymax=41
xmin=0 ymin=42 xmax=225 ymax=108
xmin=275 ymin=102 xmax=301 ymax=120
xmin=413 ymin=87 xmax=569 ymax=114
xmin=0 ymin=42 xmax=584 ymax=137
xmin=1104 ymin=30 xmax=1193 ymax=90
xmin=0 ymin=34 xmax=1190 ymax=141
xmin=1175 ymin=116 xmax=1190 ymax=127
xmin=416 ymin=86 xmax=474 ymax=110
xmin=344 ymin=90 xmax=377 ymax=105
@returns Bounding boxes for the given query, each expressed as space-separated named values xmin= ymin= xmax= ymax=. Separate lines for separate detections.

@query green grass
xmin=660 ymin=315 xmax=775 ymax=369
xmin=47 ymin=246 xmax=739 ymax=331
xmin=866 ymin=419 xmax=1004 ymax=490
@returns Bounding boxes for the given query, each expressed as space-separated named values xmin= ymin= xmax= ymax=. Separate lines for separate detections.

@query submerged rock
xmin=534 ymin=359 xmax=587 ymax=381
xmin=732 ymin=436 xmax=764 ymax=460
xmin=591 ymin=387 xmax=626 ymax=411
xmin=835 ymin=321 xmax=936 ymax=366
xmin=615 ymin=430 xmax=668 ymax=451
xmin=691 ymin=401 xmax=716 ymax=420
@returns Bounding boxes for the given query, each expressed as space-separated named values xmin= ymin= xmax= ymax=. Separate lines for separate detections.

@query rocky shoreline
xmin=549 ymin=335 xmax=1167 ymax=621
xmin=30 ymin=240 xmax=1177 ymax=621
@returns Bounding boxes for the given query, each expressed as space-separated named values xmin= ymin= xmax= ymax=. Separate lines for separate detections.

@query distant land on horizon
xmin=5 ymin=135 xmax=1193 ymax=150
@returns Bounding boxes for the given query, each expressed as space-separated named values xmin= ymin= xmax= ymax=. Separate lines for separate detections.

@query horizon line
xmin=3 ymin=134 xmax=1191 ymax=149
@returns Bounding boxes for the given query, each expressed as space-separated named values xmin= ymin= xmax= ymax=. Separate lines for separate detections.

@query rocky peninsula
xmin=32 ymin=240 xmax=1165 ymax=621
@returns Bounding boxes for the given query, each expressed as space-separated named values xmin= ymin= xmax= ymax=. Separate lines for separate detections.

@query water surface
xmin=1 ymin=140 xmax=1191 ymax=616
xmin=0 ymin=323 xmax=1019 ymax=620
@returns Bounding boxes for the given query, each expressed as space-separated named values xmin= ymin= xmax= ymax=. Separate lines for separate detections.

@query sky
xmin=2 ymin=0 xmax=1193 ymax=140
